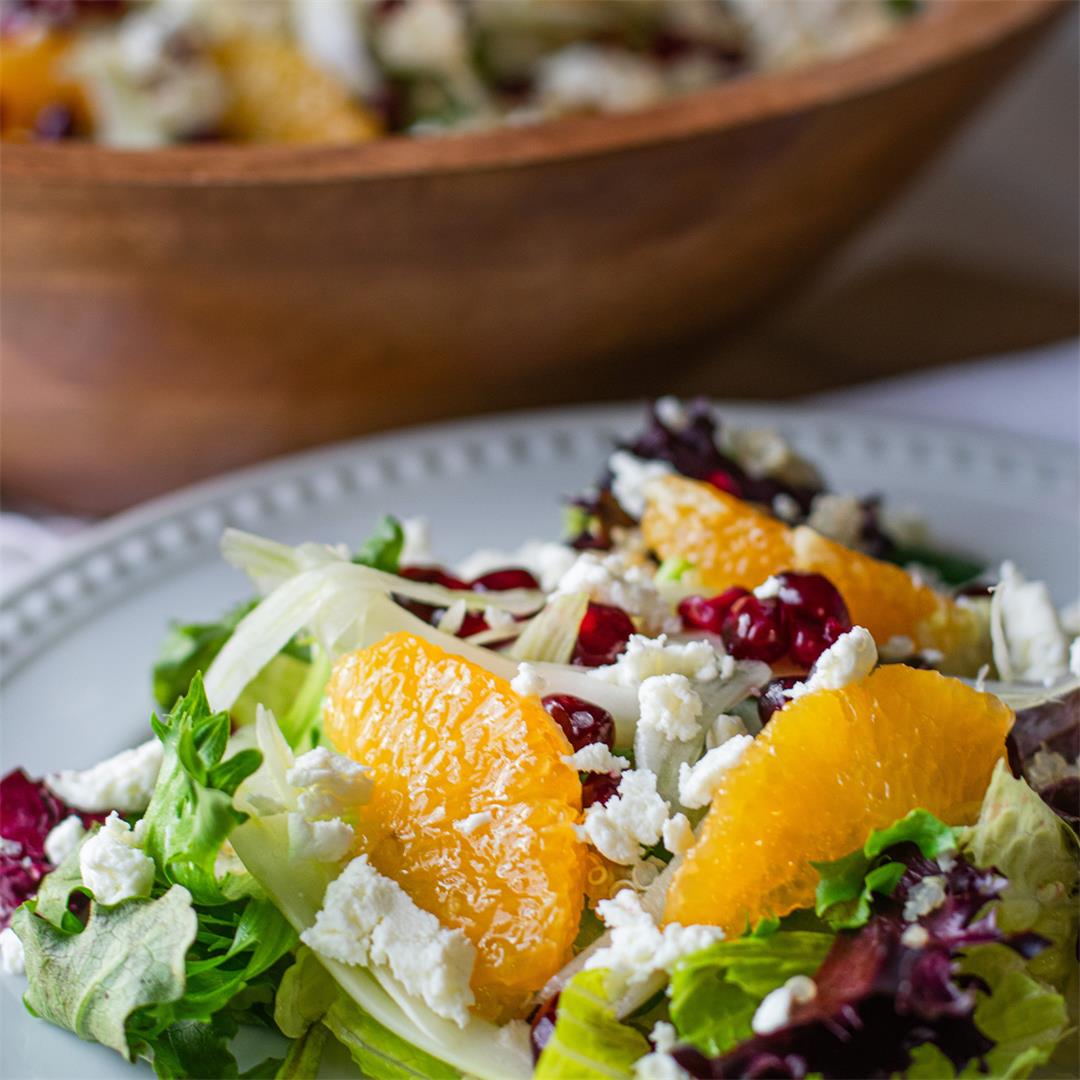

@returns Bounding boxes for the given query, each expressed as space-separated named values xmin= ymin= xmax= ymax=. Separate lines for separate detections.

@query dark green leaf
xmin=147 ymin=1017 xmax=240 ymax=1079
xmin=353 ymin=515 xmax=405 ymax=574
xmin=884 ymin=544 xmax=982 ymax=587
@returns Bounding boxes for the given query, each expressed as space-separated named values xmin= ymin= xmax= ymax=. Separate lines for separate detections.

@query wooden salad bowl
xmin=0 ymin=0 xmax=1065 ymax=514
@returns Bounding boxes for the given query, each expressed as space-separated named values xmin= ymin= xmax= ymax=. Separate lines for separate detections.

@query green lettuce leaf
xmin=323 ymin=997 xmax=461 ymax=1080
xmin=144 ymin=1015 xmax=242 ymax=1079
xmin=13 ymin=885 xmax=196 ymax=1061
xmin=353 ymin=515 xmax=405 ymax=574
xmin=33 ymin=835 xmax=91 ymax=932
xmin=964 ymin=760 xmax=1079 ymax=989
xmin=274 ymin=947 xmax=339 ymax=1039
xmin=142 ymin=674 xmax=263 ymax=907
xmin=534 ymin=968 xmax=651 ymax=1079
xmin=813 ymin=809 xmax=959 ymax=929
xmin=274 ymin=1024 xmax=327 ymax=1079
xmin=668 ymin=932 xmax=833 ymax=1056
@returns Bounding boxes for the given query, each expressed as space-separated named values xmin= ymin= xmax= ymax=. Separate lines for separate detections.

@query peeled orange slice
xmin=663 ymin=665 xmax=1012 ymax=935
xmin=214 ymin=36 xmax=380 ymax=143
xmin=0 ymin=32 xmax=90 ymax=139
xmin=323 ymin=632 xmax=585 ymax=1019
xmin=643 ymin=476 xmax=984 ymax=668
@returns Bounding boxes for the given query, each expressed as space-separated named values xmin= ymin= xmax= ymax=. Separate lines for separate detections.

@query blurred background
xmin=1 ymin=0 xmax=1077 ymax=524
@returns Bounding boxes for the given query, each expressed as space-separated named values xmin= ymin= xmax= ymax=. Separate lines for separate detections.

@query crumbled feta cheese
xmin=900 ymin=924 xmax=930 ymax=950
xmin=286 ymin=747 xmax=372 ymax=821
xmin=650 ymin=1021 xmax=678 ymax=1054
xmin=453 ymin=811 xmax=493 ymax=837
xmin=807 ymin=493 xmax=863 ymax=548
xmin=565 ymin=744 xmax=629 ymax=775
xmin=537 ymin=43 xmax=666 ymax=115
xmin=44 ymin=815 xmax=86 ymax=866
xmin=634 ymin=1051 xmax=690 ymax=1080
xmin=288 ymin=814 xmax=355 ymax=862
xmin=638 ymin=675 xmax=703 ymax=742
xmin=726 ymin=427 xmax=792 ymax=479
xmin=301 ymin=854 xmax=476 ymax=1026
xmin=580 ymin=769 xmax=670 ymax=865
xmin=591 ymin=634 xmax=724 ymax=688
xmin=1070 ymin=638 xmax=1080 ymax=678
xmin=879 ymin=634 xmax=916 ymax=661
xmin=0 ymin=838 xmax=21 ymax=858
xmin=751 ymin=975 xmax=817 ymax=1035
xmin=991 ymin=562 xmax=1069 ymax=684
xmin=555 ymin=553 xmax=678 ymax=635
xmin=902 ymin=875 xmax=948 ymax=922
xmin=772 ymin=493 xmax=802 ymax=522
xmin=662 ymin=813 xmax=694 ymax=856
xmin=655 ymin=397 xmax=690 ymax=432
xmin=753 ymin=576 xmax=783 ymax=600
xmin=511 ymin=661 xmax=547 ymax=698
xmin=586 ymin=889 xmax=724 ymax=990
xmin=376 ymin=0 xmax=470 ymax=75
xmin=787 ymin=626 xmax=877 ymax=699
xmin=678 ymin=735 xmax=753 ymax=809
xmin=608 ymin=451 xmax=675 ymax=520
xmin=705 ymin=713 xmax=747 ymax=750
xmin=79 ymin=812 xmax=155 ymax=906
xmin=0 ymin=926 xmax=25 ymax=976
xmin=47 ymin=738 xmax=163 ymax=814
xmin=290 ymin=0 xmax=379 ymax=97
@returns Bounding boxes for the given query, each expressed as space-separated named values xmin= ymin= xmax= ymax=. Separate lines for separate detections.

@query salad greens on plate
xmin=2 ymin=399 xmax=1077 ymax=1079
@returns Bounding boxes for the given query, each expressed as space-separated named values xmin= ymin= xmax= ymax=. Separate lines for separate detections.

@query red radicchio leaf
xmin=0 ymin=768 xmax=107 ymax=929
xmin=1006 ymin=686 xmax=1079 ymax=827
xmin=673 ymin=848 xmax=1047 ymax=1079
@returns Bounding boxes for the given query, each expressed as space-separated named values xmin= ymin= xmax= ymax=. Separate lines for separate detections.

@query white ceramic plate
xmin=2 ymin=402 xmax=1077 ymax=1079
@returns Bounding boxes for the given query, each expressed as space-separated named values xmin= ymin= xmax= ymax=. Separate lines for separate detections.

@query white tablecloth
xmin=2 ymin=339 xmax=1077 ymax=594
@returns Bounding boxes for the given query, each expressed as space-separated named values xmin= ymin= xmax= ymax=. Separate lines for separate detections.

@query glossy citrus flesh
xmin=214 ymin=36 xmax=380 ymax=143
xmin=323 ymin=632 xmax=584 ymax=1019
xmin=642 ymin=476 xmax=983 ymax=668
xmin=664 ymin=665 xmax=1012 ymax=934
xmin=0 ymin=32 xmax=90 ymax=139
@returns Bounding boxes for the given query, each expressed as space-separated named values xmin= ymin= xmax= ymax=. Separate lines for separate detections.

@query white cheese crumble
xmin=288 ymin=815 xmax=355 ymax=863
xmin=879 ymin=634 xmax=916 ymax=661
xmin=608 ymin=451 xmax=675 ymax=520
xmin=376 ymin=0 xmax=470 ymax=76
xmin=806 ymin=493 xmax=863 ymax=548
xmin=46 ymin=738 xmax=163 ymax=814
xmin=286 ymin=747 xmax=372 ymax=821
xmin=511 ymin=661 xmax=547 ymax=698
xmin=555 ymin=553 xmax=678 ymax=636
xmin=990 ymin=562 xmax=1070 ymax=684
xmin=580 ymin=769 xmax=670 ymax=865
xmin=44 ymin=815 xmax=86 ymax=866
xmin=902 ymin=875 xmax=948 ymax=922
xmin=634 ymin=1051 xmax=690 ymax=1080
xmin=453 ymin=811 xmax=493 ymax=837
xmin=586 ymin=889 xmax=724 ymax=990
xmin=536 ymin=43 xmax=666 ymax=115
xmin=301 ymin=854 xmax=476 ymax=1026
xmin=751 ymin=975 xmax=817 ymax=1035
xmin=900 ymin=924 xmax=931 ymax=950
xmin=565 ymin=744 xmax=630 ymax=775
xmin=638 ymin=674 xmax=703 ymax=742
xmin=662 ymin=813 xmax=694 ymax=856
xmin=79 ymin=812 xmax=155 ymax=906
xmin=787 ymin=626 xmax=877 ymax=699
xmin=678 ymin=735 xmax=753 ymax=809
xmin=591 ymin=634 xmax=725 ymax=688
xmin=0 ymin=926 xmax=25 ymax=976
xmin=655 ymin=397 xmax=690 ymax=432
xmin=753 ymin=576 xmax=783 ymax=600
xmin=772 ymin=493 xmax=802 ymax=523
xmin=651 ymin=1021 xmax=678 ymax=1054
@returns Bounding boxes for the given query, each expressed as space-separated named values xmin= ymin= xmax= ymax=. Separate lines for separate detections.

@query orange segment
xmin=0 ymin=31 xmax=91 ymax=139
xmin=664 ymin=665 xmax=1012 ymax=934
xmin=323 ymin=632 xmax=584 ymax=1019
xmin=214 ymin=36 xmax=380 ymax=143
xmin=642 ymin=476 xmax=983 ymax=669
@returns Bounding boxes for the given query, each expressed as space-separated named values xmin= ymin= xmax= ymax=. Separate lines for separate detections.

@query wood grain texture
xmin=0 ymin=0 xmax=1064 ymax=513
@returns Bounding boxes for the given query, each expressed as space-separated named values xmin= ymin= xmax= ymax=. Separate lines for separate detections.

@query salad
xmin=1 ymin=397 xmax=1077 ymax=1080
xmin=1 ymin=0 xmax=916 ymax=146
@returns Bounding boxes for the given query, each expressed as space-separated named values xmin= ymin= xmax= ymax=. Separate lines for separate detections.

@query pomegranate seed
xmin=470 ymin=567 xmax=540 ymax=592
xmin=529 ymin=993 xmax=560 ymax=1062
xmin=721 ymin=596 xmax=788 ymax=663
xmin=678 ymin=587 xmax=750 ymax=634
xmin=758 ymin=677 xmax=800 ymax=725
xmin=582 ymin=771 xmax=622 ymax=808
xmin=789 ymin=616 xmax=847 ymax=668
xmin=542 ymin=694 xmax=615 ymax=751
xmin=706 ymin=470 xmax=743 ymax=498
xmin=398 ymin=565 xmax=469 ymax=591
xmin=774 ymin=572 xmax=850 ymax=627
xmin=572 ymin=602 xmax=635 ymax=667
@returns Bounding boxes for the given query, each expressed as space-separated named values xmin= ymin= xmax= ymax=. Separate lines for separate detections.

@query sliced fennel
xmin=510 ymin=592 xmax=589 ymax=665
